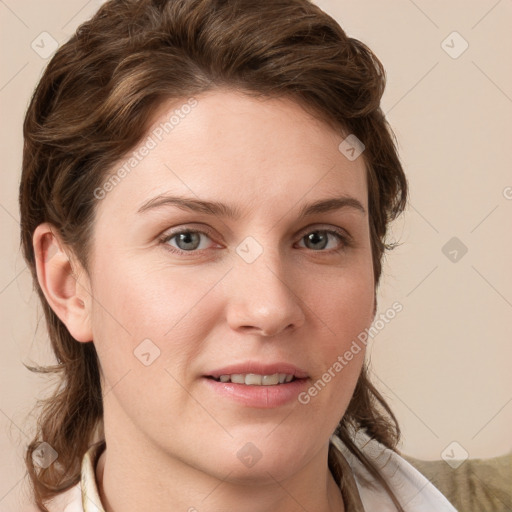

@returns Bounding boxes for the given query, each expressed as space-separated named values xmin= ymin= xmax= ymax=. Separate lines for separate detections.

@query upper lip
xmin=206 ymin=362 xmax=309 ymax=379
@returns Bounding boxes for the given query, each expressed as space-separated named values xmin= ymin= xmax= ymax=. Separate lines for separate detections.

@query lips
xmin=203 ymin=362 xmax=310 ymax=408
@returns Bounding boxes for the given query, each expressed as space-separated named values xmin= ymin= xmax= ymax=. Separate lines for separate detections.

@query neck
xmin=96 ymin=425 xmax=345 ymax=512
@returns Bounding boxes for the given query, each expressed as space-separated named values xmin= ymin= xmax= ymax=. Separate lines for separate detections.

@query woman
xmin=19 ymin=0 xmax=457 ymax=510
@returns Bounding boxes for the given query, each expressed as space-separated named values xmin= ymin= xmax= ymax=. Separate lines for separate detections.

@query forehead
xmin=95 ymin=89 xmax=368 ymax=220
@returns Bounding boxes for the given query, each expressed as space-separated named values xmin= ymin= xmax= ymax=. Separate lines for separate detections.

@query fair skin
xmin=34 ymin=89 xmax=375 ymax=512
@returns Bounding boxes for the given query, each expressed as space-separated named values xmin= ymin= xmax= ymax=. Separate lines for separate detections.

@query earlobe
xmin=33 ymin=223 xmax=93 ymax=343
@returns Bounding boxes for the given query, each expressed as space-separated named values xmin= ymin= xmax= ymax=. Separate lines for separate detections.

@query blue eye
xmin=159 ymin=227 xmax=350 ymax=256
xmin=297 ymin=229 xmax=349 ymax=252
xmin=160 ymin=230 xmax=213 ymax=253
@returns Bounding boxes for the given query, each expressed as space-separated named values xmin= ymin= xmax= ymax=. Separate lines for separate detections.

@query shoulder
xmin=43 ymin=482 xmax=83 ymax=512
xmin=43 ymin=441 xmax=106 ymax=512
xmin=403 ymin=452 xmax=512 ymax=512
xmin=330 ymin=430 xmax=458 ymax=512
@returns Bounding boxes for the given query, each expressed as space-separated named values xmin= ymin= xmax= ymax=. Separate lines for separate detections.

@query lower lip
xmin=202 ymin=377 xmax=309 ymax=408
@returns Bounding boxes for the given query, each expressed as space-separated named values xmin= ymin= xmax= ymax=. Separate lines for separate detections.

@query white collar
xmin=330 ymin=429 xmax=458 ymax=511
xmin=47 ymin=431 xmax=457 ymax=512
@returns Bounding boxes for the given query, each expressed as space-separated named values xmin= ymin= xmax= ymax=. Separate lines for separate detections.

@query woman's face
xmin=84 ymin=89 xmax=375 ymax=481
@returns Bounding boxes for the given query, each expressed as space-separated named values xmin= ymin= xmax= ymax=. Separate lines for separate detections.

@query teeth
xmin=262 ymin=374 xmax=279 ymax=385
xmin=216 ymin=373 xmax=296 ymax=385
xmin=245 ymin=374 xmax=262 ymax=385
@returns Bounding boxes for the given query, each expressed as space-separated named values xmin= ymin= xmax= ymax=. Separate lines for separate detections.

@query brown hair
xmin=19 ymin=0 xmax=408 ymax=509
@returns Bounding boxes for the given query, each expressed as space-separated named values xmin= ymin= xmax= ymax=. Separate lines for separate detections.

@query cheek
xmin=297 ymin=261 xmax=373 ymax=407
xmin=91 ymin=255 xmax=203 ymax=332
xmin=88 ymin=258 xmax=223 ymax=382
xmin=88 ymin=266 xmax=203 ymax=425
xmin=306 ymin=261 xmax=375 ymax=347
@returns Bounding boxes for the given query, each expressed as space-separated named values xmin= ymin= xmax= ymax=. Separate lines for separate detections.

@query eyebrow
xmin=137 ymin=194 xmax=366 ymax=218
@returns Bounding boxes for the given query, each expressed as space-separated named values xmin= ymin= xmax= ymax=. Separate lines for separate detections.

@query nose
xmin=225 ymin=248 xmax=306 ymax=337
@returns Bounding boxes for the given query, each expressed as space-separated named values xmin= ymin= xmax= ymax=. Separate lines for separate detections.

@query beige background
xmin=1 ymin=0 xmax=511 ymax=510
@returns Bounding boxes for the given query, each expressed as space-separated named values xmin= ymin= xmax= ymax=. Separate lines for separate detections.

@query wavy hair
xmin=19 ymin=0 xmax=408 ymax=509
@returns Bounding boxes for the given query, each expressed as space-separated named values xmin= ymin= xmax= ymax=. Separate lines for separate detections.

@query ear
xmin=32 ymin=222 xmax=93 ymax=343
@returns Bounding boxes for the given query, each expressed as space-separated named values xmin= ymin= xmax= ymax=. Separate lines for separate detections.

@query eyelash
xmin=158 ymin=226 xmax=352 ymax=256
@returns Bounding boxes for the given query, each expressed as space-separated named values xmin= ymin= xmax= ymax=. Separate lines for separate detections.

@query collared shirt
xmin=46 ymin=430 xmax=457 ymax=511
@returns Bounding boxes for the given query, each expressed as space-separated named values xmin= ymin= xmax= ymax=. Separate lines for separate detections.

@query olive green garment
xmin=403 ymin=452 xmax=512 ymax=512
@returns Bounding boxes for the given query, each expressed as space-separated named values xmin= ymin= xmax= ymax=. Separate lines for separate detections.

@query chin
xmin=219 ymin=457 xmax=302 ymax=486
xmin=205 ymin=435 xmax=313 ymax=484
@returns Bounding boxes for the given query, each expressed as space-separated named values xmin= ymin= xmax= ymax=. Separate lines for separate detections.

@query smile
xmin=210 ymin=373 xmax=296 ymax=385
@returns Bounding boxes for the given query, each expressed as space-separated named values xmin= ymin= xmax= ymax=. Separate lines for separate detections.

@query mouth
xmin=203 ymin=363 xmax=309 ymax=408
xmin=206 ymin=373 xmax=299 ymax=385
xmin=205 ymin=361 xmax=308 ymax=384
